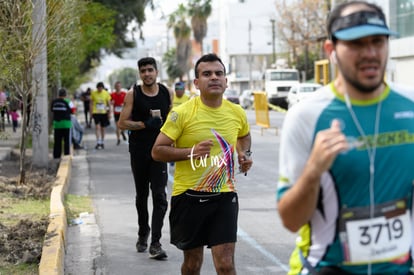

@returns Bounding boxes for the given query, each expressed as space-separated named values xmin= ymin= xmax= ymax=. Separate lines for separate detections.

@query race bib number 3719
xmin=339 ymin=199 xmax=411 ymax=264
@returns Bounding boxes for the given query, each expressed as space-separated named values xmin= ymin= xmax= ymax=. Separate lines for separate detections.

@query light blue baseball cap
xmin=331 ymin=11 xmax=398 ymax=41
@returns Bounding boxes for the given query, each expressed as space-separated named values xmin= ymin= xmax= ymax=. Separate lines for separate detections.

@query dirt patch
xmin=0 ymin=151 xmax=59 ymax=265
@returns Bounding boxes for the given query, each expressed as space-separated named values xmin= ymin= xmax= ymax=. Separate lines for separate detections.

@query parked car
xmin=223 ymin=89 xmax=240 ymax=104
xmin=239 ymin=89 xmax=254 ymax=109
xmin=287 ymin=83 xmax=323 ymax=109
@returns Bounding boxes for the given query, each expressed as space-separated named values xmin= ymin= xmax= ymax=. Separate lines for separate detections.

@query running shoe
xmin=149 ymin=242 xmax=167 ymax=260
xmin=136 ymin=233 xmax=149 ymax=253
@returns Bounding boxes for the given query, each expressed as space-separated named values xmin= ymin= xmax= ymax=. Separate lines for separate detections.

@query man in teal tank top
xmin=277 ymin=1 xmax=414 ymax=274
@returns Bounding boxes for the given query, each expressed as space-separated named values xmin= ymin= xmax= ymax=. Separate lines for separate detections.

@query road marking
xmin=238 ymin=227 xmax=289 ymax=272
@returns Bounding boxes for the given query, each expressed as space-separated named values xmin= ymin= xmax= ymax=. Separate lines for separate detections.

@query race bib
xmin=114 ymin=106 xmax=123 ymax=113
xmin=339 ymin=199 xmax=411 ymax=264
xmin=96 ymin=103 xmax=106 ymax=111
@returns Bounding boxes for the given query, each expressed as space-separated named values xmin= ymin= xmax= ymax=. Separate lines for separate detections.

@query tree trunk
xmin=18 ymin=93 xmax=30 ymax=185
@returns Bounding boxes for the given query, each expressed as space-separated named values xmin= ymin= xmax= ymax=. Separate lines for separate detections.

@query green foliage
xmin=93 ymin=0 xmax=154 ymax=55
xmin=167 ymin=4 xmax=192 ymax=80
xmin=188 ymin=0 xmax=211 ymax=48
xmin=81 ymin=2 xmax=116 ymax=56
xmin=0 ymin=263 xmax=38 ymax=275
xmin=76 ymin=1 xmax=117 ymax=80
xmin=76 ymin=0 xmax=154 ymax=82
xmin=296 ymin=50 xmax=320 ymax=81
xmin=64 ymin=194 xmax=93 ymax=222
xmin=47 ymin=0 xmax=89 ymax=90
xmin=168 ymin=4 xmax=191 ymax=40
xmin=108 ymin=67 xmax=137 ymax=89
xmin=0 ymin=193 xmax=49 ymax=226
xmin=163 ymin=48 xmax=182 ymax=82
xmin=0 ymin=1 xmax=34 ymax=89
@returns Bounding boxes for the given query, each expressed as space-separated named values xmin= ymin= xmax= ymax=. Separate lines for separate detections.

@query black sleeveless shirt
xmin=129 ymin=83 xmax=171 ymax=148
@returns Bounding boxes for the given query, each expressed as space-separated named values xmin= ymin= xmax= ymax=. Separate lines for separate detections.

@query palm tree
xmin=167 ymin=4 xmax=192 ymax=82
xmin=163 ymin=48 xmax=182 ymax=83
xmin=188 ymin=0 xmax=212 ymax=54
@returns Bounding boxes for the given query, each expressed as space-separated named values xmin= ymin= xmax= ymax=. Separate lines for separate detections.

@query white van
xmin=264 ymin=68 xmax=300 ymax=107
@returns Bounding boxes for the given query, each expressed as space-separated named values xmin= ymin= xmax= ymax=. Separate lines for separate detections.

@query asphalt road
xmin=65 ymin=109 xmax=296 ymax=275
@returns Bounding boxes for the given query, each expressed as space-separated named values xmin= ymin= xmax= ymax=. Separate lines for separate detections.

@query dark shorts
xmin=114 ymin=113 xmax=120 ymax=122
xmin=170 ymin=190 xmax=238 ymax=250
xmin=93 ymin=114 xmax=110 ymax=127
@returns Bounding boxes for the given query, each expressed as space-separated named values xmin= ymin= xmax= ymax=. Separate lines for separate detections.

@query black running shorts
xmin=169 ymin=189 xmax=239 ymax=250
xmin=93 ymin=114 xmax=110 ymax=127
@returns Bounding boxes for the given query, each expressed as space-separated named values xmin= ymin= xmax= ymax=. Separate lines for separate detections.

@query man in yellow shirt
xmin=152 ymin=53 xmax=252 ymax=274
xmin=90 ymin=82 xmax=111 ymax=149
xmin=172 ymin=81 xmax=190 ymax=107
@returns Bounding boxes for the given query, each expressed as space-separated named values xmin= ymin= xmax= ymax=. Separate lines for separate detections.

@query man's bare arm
xmin=117 ymin=90 xmax=145 ymax=131
xmin=152 ymin=133 xmax=214 ymax=163
xmin=278 ymin=120 xmax=348 ymax=232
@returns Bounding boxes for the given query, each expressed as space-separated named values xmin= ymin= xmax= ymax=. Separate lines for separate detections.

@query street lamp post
xmin=270 ymin=19 xmax=276 ymax=66
xmin=248 ymin=20 xmax=253 ymax=90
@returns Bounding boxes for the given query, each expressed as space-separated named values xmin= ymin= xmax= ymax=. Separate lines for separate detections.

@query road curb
xmin=39 ymin=155 xmax=72 ymax=275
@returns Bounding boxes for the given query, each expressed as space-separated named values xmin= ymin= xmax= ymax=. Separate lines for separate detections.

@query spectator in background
xmin=71 ymin=114 xmax=84 ymax=150
xmin=0 ymin=87 xmax=7 ymax=131
xmin=51 ymin=88 xmax=72 ymax=159
xmin=10 ymin=108 xmax=19 ymax=132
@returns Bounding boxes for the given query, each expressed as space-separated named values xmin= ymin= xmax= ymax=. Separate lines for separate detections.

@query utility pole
xmin=329 ymin=0 xmax=337 ymax=82
xmin=270 ymin=19 xmax=276 ymax=66
xmin=32 ymin=0 xmax=49 ymax=168
xmin=248 ymin=20 xmax=253 ymax=90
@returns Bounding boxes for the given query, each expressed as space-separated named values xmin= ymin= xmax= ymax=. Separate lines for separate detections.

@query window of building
xmin=396 ymin=0 xmax=414 ymax=37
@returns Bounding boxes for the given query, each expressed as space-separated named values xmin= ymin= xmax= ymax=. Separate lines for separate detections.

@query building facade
xmin=386 ymin=0 xmax=414 ymax=86
xmin=217 ymin=0 xmax=414 ymax=91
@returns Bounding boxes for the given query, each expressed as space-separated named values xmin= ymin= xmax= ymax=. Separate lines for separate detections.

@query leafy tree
xmin=163 ymin=47 xmax=182 ymax=83
xmin=0 ymin=0 xmax=86 ymax=184
xmin=108 ymin=67 xmax=137 ymax=90
xmin=47 ymin=1 xmax=89 ymax=92
xmin=296 ymin=51 xmax=320 ymax=81
xmin=77 ymin=2 xmax=117 ymax=77
xmin=78 ymin=0 xmax=153 ymax=74
xmin=94 ymin=0 xmax=153 ymax=55
xmin=274 ymin=0 xmax=327 ymax=75
xmin=0 ymin=0 xmax=154 ymax=184
xmin=167 ymin=4 xmax=192 ymax=82
xmin=188 ymin=0 xmax=212 ymax=54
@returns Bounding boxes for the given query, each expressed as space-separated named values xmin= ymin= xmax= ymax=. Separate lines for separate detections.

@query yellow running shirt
xmin=91 ymin=90 xmax=111 ymax=114
xmin=161 ymin=96 xmax=250 ymax=196
xmin=173 ymin=93 xmax=190 ymax=107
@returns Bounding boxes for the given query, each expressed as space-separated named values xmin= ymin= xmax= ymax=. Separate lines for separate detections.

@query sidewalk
xmin=0 ymin=121 xmax=21 ymax=161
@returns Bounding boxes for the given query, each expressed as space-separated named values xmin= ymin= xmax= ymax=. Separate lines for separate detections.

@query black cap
xmin=58 ymin=88 xmax=67 ymax=97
